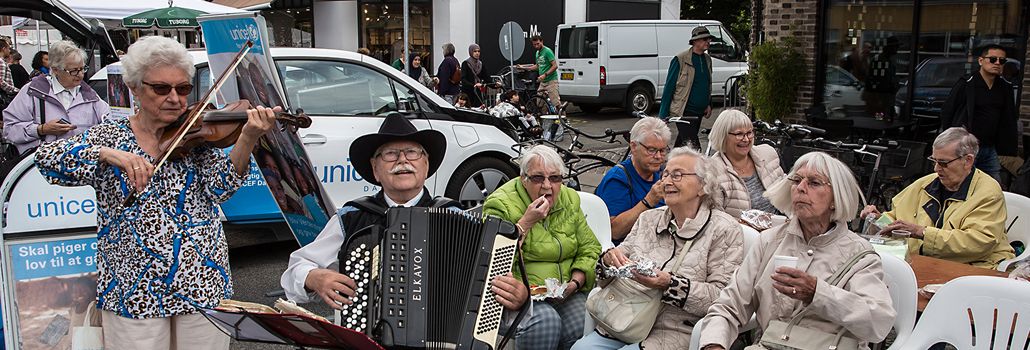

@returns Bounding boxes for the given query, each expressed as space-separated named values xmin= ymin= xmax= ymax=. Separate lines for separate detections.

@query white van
xmin=556 ymin=20 xmax=748 ymax=114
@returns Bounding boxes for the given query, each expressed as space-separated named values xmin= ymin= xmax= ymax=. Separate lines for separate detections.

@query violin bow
xmin=123 ymin=40 xmax=254 ymax=207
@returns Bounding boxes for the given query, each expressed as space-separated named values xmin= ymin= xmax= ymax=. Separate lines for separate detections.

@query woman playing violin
xmin=34 ymin=36 xmax=277 ymax=350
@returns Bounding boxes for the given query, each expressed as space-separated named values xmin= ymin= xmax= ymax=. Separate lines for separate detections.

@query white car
xmin=90 ymin=48 xmax=519 ymax=221
xmin=823 ymin=65 xmax=864 ymax=117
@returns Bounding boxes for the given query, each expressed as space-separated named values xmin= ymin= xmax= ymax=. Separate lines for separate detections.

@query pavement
xmin=225 ymin=106 xmax=726 ymax=349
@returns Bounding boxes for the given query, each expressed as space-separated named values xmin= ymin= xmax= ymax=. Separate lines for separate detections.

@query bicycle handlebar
xmin=560 ymin=118 xmax=630 ymax=143
xmin=799 ymin=138 xmax=888 ymax=153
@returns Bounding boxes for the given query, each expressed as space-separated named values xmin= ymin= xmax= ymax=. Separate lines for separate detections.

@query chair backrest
xmin=878 ymin=254 xmax=917 ymax=350
xmin=578 ymin=191 xmax=614 ymax=250
xmin=900 ymin=275 xmax=1030 ymax=349
xmin=1004 ymin=192 xmax=1030 ymax=245
xmin=739 ymin=224 xmax=760 ymax=253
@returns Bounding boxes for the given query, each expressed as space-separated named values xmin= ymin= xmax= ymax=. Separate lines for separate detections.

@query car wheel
xmin=627 ymin=85 xmax=653 ymax=114
xmin=446 ymin=157 xmax=518 ymax=209
xmin=578 ymin=103 xmax=602 ymax=114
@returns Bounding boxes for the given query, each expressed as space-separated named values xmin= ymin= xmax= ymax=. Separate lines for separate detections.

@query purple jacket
xmin=3 ymin=74 xmax=111 ymax=154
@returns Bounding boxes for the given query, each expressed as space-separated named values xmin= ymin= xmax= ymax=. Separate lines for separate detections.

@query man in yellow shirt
xmin=861 ymin=127 xmax=1014 ymax=269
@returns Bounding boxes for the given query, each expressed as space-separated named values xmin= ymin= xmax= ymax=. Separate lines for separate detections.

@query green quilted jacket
xmin=483 ymin=178 xmax=601 ymax=292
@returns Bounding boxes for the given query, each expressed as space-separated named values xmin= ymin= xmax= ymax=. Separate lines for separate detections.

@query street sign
xmin=499 ymin=21 xmax=525 ymax=62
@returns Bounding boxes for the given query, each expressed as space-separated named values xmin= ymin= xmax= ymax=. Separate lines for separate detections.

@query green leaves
xmin=747 ymin=36 xmax=807 ymax=121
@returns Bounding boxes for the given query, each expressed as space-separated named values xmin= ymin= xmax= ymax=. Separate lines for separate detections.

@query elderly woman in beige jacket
xmin=699 ymin=152 xmax=896 ymax=350
xmin=573 ymin=147 xmax=745 ymax=350
xmin=708 ymin=110 xmax=785 ymax=218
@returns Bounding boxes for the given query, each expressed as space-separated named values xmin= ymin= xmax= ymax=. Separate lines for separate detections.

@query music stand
xmin=201 ymin=307 xmax=383 ymax=350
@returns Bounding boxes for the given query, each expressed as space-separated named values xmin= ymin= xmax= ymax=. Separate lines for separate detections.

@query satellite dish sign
xmin=499 ymin=21 xmax=525 ymax=62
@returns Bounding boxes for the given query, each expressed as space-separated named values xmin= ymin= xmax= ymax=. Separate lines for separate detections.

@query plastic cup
xmin=772 ymin=255 xmax=798 ymax=270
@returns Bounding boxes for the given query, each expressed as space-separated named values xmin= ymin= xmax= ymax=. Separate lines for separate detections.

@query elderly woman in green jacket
xmin=484 ymin=144 xmax=602 ymax=350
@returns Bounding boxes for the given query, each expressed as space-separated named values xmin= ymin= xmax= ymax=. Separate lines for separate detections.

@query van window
xmin=558 ymin=27 xmax=599 ymax=59
xmin=706 ymin=25 xmax=744 ymax=62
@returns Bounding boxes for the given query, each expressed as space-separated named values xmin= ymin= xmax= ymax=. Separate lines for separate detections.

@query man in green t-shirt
xmin=521 ymin=35 xmax=561 ymax=109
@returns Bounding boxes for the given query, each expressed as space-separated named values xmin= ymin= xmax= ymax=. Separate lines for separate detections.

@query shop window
xmin=262 ymin=8 xmax=314 ymax=48
xmin=276 ymin=60 xmax=395 ymax=116
xmin=361 ymin=2 xmax=433 ymax=71
xmin=558 ymin=26 xmax=599 ymax=59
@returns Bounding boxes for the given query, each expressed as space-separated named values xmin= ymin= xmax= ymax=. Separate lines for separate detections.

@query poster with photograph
xmin=6 ymin=235 xmax=99 ymax=350
xmin=105 ymin=64 xmax=133 ymax=118
xmin=199 ymin=13 xmax=333 ymax=246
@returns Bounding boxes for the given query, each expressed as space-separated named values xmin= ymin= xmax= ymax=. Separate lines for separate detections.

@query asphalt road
xmin=225 ymin=106 xmax=725 ymax=349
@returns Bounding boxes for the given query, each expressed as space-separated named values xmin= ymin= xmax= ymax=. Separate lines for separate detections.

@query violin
xmin=157 ymin=99 xmax=311 ymax=160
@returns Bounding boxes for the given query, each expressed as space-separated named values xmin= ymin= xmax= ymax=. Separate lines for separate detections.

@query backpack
xmin=449 ymin=61 xmax=462 ymax=85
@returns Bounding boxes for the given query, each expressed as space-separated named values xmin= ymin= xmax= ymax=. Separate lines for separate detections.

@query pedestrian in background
xmin=658 ymin=26 xmax=714 ymax=148
xmin=461 ymin=43 xmax=493 ymax=108
xmin=520 ymin=35 xmax=561 ymax=110
xmin=30 ymin=51 xmax=49 ymax=78
xmin=437 ymin=43 xmax=461 ymax=104
xmin=8 ymin=50 xmax=29 ymax=88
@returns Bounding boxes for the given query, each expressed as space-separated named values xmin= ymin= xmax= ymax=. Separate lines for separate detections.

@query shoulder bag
xmin=754 ymin=250 xmax=878 ymax=350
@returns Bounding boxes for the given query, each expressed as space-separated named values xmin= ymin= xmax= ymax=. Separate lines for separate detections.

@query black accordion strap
xmin=497 ymin=248 xmax=531 ymax=349
xmin=345 ymin=196 xmax=389 ymax=215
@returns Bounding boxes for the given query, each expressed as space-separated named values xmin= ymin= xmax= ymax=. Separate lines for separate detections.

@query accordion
xmin=337 ymin=207 xmax=519 ymax=349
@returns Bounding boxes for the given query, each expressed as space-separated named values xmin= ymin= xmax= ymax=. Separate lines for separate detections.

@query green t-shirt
xmin=535 ymin=46 xmax=558 ymax=82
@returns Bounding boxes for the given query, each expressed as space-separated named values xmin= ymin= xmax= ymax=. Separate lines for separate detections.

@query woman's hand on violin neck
xmin=99 ymin=147 xmax=154 ymax=192
xmin=240 ymin=106 xmax=280 ymax=142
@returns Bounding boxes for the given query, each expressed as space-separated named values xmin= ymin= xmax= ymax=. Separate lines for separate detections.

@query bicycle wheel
xmin=526 ymin=95 xmax=552 ymax=116
xmin=567 ymin=153 xmax=617 ymax=192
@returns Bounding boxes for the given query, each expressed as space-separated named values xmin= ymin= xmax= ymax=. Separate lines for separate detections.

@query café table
xmin=910 ymin=255 xmax=1009 ymax=311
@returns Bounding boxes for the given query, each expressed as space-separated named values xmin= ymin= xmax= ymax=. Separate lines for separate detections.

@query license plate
xmin=560 ymin=72 xmax=574 ymax=80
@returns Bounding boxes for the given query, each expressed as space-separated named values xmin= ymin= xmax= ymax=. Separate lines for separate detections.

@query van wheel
xmin=578 ymin=104 xmax=602 ymax=114
xmin=627 ymin=85 xmax=653 ymax=114
xmin=445 ymin=157 xmax=518 ymax=209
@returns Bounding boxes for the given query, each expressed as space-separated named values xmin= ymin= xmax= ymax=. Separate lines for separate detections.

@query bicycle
xmin=511 ymin=120 xmax=631 ymax=192
xmin=793 ymin=137 xmax=903 ymax=209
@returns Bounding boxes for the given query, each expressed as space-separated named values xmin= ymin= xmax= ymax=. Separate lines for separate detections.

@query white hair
xmin=631 ymin=117 xmax=672 ymax=144
xmin=518 ymin=145 xmax=568 ymax=177
xmin=764 ymin=152 xmax=863 ymax=222
xmin=666 ymin=146 xmax=719 ymax=200
xmin=709 ymin=109 xmax=753 ymax=153
xmin=48 ymin=40 xmax=86 ymax=70
xmin=121 ymin=36 xmax=195 ymax=89
xmin=934 ymin=127 xmax=979 ymax=158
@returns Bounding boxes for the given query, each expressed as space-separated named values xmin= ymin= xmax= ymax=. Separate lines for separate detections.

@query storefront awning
xmin=269 ymin=0 xmax=312 ymax=10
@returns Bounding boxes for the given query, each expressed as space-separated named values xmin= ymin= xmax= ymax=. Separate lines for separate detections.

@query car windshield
xmin=915 ymin=59 xmax=976 ymax=87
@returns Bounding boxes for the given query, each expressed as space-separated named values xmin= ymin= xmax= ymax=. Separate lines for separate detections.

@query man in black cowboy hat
xmin=279 ymin=113 xmax=529 ymax=325
xmin=657 ymin=26 xmax=715 ymax=148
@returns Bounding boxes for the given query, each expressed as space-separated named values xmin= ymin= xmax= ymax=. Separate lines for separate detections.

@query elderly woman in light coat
xmin=3 ymin=40 xmax=110 ymax=155
xmin=708 ymin=110 xmax=784 ymax=218
xmin=573 ymin=147 xmax=744 ymax=350
xmin=698 ymin=152 xmax=896 ymax=350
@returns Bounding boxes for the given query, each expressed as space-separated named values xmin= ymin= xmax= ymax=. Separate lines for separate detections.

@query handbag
xmin=586 ymin=214 xmax=709 ymax=343
xmin=755 ymin=250 xmax=877 ymax=350
xmin=71 ymin=301 xmax=104 ymax=350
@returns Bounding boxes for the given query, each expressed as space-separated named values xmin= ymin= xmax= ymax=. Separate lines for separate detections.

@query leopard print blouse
xmin=35 ymin=117 xmax=245 ymax=319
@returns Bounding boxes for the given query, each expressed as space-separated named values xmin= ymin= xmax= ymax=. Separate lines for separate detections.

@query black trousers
xmin=674 ymin=116 xmax=702 ymax=149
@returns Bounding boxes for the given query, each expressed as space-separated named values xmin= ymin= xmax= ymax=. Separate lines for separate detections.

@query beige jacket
xmin=698 ymin=219 xmax=896 ymax=350
xmin=598 ymin=204 xmax=744 ymax=350
xmin=710 ymin=144 xmax=786 ymax=218
xmin=668 ymin=50 xmax=714 ymax=118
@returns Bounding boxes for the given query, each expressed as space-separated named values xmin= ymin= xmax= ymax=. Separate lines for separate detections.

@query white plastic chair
xmin=577 ymin=191 xmax=613 ymax=336
xmin=895 ymin=275 xmax=1030 ymax=349
xmin=877 ymin=253 xmax=917 ymax=350
xmin=998 ymin=192 xmax=1030 ymax=271
xmin=739 ymin=224 xmax=760 ymax=253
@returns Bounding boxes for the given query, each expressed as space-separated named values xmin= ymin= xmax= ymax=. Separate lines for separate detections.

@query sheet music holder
xmin=201 ymin=307 xmax=384 ymax=350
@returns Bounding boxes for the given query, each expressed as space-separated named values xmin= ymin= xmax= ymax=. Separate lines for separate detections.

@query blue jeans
xmin=974 ymin=146 xmax=1001 ymax=181
xmin=571 ymin=330 xmax=642 ymax=350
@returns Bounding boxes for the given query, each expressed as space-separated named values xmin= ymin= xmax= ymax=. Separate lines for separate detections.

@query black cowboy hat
xmin=350 ymin=112 xmax=447 ymax=186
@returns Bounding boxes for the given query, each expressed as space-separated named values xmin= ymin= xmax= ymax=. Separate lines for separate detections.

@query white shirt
xmin=48 ymin=75 xmax=80 ymax=110
xmin=280 ymin=191 xmax=426 ymax=303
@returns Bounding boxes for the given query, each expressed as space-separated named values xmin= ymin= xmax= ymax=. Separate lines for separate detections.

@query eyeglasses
xmin=59 ymin=66 xmax=88 ymax=76
xmin=142 ymin=81 xmax=194 ymax=96
xmin=728 ymin=130 xmax=755 ymax=141
xmin=927 ymin=155 xmax=967 ymax=167
xmin=983 ymin=56 xmax=1008 ymax=64
xmin=635 ymin=142 xmax=670 ymax=157
xmin=786 ymin=174 xmax=830 ymax=189
xmin=661 ymin=171 xmax=698 ymax=182
xmin=525 ymin=174 xmax=563 ymax=184
xmin=376 ymin=148 xmax=426 ymax=162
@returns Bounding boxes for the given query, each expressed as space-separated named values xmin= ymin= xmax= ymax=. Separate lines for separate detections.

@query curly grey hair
xmin=631 ymin=117 xmax=672 ymax=144
xmin=518 ymin=145 xmax=568 ymax=177
xmin=121 ymin=36 xmax=195 ymax=89
xmin=48 ymin=40 xmax=86 ymax=70
xmin=934 ymin=127 xmax=979 ymax=159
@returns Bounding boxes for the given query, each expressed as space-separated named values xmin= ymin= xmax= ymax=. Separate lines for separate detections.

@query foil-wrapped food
xmin=740 ymin=209 xmax=774 ymax=231
xmin=602 ymin=256 xmax=659 ymax=279
xmin=530 ymin=278 xmax=571 ymax=301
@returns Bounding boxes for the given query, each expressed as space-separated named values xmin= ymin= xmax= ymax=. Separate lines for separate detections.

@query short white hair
xmin=48 ymin=40 xmax=86 ymax=70
xmin=709 ymin=109 xmax=752 ymax=153
xmin=934 ymin=127 xmax=979 ymax=158
xmin=121 ymin=36 xmax=195 ymax=89
xmin=631 ymin=117 xmax=672 ymax=144
xmin=518 ymin=145 xmax=568 ymax=177
xmin=764 ymin=152 xmax=863 ymax=222
xmin=666 ymin=146 xmax=718 ymax=200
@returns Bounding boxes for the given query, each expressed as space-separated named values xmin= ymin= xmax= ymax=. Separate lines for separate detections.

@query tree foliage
xmin=747 ymin=36 xmax=806 ymax=121
xmin=681 ymin=0 xmax=752 ymax=47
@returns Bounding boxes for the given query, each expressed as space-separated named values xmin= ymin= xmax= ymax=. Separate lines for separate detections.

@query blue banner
xmin=199 ymin=17 xmax=267 ymax=55
xmin=10 ymin=238 xmax=97 ymax=281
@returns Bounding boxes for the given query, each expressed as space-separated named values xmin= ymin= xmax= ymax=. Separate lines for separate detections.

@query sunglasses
xmin=525 ymin=175 xmax=563 ymax=184
xmin=983 ymin=56 xmax=1008 ymax=64
xmin=142 ymin=81 xmax=194 ymax=96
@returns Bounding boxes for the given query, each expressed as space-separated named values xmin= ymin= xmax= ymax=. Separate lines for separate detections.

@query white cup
xmin=772 ymin=255 xmax=799 ymax=270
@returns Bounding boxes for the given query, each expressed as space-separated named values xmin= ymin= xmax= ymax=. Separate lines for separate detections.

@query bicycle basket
xmin=540 ymin=115 xmax=565 ymax=142
xmin=876 ymin=140 xmax=930 ymax=180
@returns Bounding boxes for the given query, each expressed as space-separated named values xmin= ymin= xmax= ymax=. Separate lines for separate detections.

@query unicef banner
xmin=199 ymin=13 xmax=333 ymax=246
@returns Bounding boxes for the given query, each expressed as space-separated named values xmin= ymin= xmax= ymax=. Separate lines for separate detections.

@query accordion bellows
xmin=338 ymin=207 xmax=519 ymax=349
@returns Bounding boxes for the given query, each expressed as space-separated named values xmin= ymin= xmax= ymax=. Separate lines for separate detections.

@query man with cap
xmin=658 ymin=26 xmax=715 ymax=148
xmin=279 ymin=113 xmax=529 ymax=333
